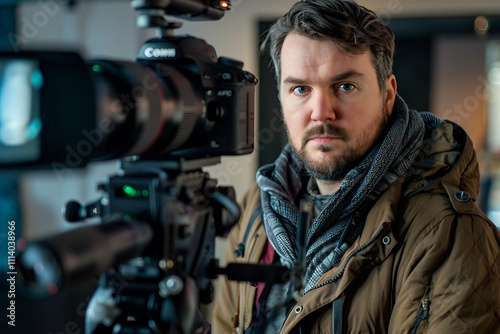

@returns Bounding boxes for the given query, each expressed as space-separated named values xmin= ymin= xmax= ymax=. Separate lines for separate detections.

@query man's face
xmin=279 ymin=33 xmax=395 ymax=181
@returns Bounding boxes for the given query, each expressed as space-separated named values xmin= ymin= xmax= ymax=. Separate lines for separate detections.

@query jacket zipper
xmin=412 ymin=298 xmax=430 ymax=334
xmin=282 ymin=226 xmax=387 ymax=333
xmin=246 ymin=232 xmax=260 ymax=262
xmin=307 ymin=225 xmax=388 ymax=292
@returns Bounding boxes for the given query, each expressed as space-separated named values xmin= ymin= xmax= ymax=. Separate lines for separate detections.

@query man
xmin=213 ymin=0 xmax=500 ymax=333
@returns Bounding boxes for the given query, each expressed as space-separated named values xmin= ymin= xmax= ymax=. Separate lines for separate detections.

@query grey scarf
xmin=257 ymin=95 xmax=426 ymax=293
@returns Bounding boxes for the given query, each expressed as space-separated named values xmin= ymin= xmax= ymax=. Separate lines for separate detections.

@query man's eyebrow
xmin=330 ymin=70 xmax=364 ymax=82
xmin=282 ymin=70 xmax=365 ymax=85
xmin=282 ymin=76 xmax=307 ymax=85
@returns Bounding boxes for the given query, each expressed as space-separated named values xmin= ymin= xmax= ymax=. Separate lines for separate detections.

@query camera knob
xmin=63 ymin=199 xmax=101 ymax=222
xmin=218 ymin=57 xmax=243 ymax=70
xmin=63 ymin=200 xmax=85 ymax=222
xmin=242 ymin=71 xmax=258 ymax=84
xmin=207 ymin=101 xmax=225 ymax=121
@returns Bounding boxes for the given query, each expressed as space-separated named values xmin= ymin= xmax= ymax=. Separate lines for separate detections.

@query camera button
xmin=203 ymin=71 xmax=212 ymax=80
xmin=221 ymin=72 xmax=233 ymax=81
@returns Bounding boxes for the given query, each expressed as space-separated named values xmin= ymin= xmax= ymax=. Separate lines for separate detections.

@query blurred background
xmin=1 ymin=0 xmax=500 ymax=332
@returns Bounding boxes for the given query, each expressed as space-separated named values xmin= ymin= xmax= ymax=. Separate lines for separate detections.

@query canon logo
xmin=144 ymin=47 xmax=176 ymax=58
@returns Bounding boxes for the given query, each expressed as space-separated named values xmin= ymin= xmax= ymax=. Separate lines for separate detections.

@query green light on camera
xmin=123 ymin=185 xmax=138 ymax=197
xmin=92 ymin=64 xmax=103 ymax=72
xmin=122 ymin=185 xmax=149 ymax=198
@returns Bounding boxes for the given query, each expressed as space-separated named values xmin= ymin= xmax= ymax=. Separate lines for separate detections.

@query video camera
xmin=0 ymin=0 xmax=256 ymax=169
xmin=0 ymin=1 xmax=289 ymax=333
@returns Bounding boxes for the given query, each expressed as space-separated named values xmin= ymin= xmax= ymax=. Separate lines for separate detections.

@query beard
xmin=287 ymin=103 xmax=389 ymax=181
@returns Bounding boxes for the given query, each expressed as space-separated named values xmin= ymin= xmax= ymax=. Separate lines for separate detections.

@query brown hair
xmin=263 ymin=0 xmax=395 ymax=91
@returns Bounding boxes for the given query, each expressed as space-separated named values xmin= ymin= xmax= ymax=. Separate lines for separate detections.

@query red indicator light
xmin=47 ymin=283 xmax=59 ymax=295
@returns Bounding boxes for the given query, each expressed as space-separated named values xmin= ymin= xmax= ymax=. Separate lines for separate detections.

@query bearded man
xmin=213 ymin=1 xmax=500 ymax=333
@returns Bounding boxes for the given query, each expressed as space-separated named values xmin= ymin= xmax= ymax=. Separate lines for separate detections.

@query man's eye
xmin=293 ymin=86 xmax=309 ymax=95
xmin=338 ymin=83 xmax=355 ymax=92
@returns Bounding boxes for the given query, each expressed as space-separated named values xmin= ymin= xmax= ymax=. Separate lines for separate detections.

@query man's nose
xmin=310 ymin=92 xmax=337 ymax=122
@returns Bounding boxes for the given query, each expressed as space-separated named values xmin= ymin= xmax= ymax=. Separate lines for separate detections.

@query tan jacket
xmin=213 ymin=134 xmax=500 ymax=333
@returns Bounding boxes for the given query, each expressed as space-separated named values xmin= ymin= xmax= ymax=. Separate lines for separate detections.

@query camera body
xmin=135 ymin=34 xmax=257 ymax=159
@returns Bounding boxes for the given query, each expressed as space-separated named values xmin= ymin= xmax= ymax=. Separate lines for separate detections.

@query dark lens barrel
xmin=0 ymin=51 xmax=209 ymax=168
xmin=88 ymin=60 xmax=168 ymax=160
xmin=142 ymin=63 xmax=207 ymax=157
xmin=90 ymin=60 xmax=206 ymax=160
xmin=17 ymin=218 xmax=153 ymax=297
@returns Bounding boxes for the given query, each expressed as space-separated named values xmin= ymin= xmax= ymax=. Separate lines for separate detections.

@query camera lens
xmin=87 ymin=59 xmax=214 ymax=161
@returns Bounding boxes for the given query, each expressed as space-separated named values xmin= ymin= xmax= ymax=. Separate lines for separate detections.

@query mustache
xmin=302 ymin=123 xmax=347 ymax=145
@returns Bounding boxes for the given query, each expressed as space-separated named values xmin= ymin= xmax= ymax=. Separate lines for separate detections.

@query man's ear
xmin=385 ymin=74 xmax=397 ymax=117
